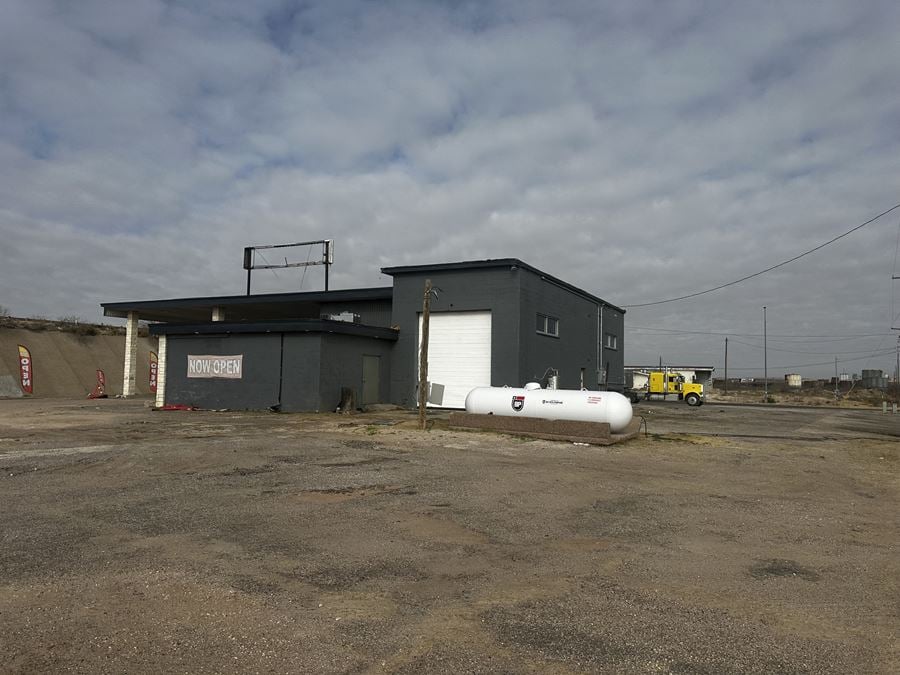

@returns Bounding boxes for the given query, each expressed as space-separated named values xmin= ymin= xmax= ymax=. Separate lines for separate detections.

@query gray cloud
xmin=2 ymin=0 xmax=899 ymax=378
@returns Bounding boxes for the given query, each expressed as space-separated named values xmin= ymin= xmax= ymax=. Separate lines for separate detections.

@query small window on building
xmin=604 ymin=333 xmax=618 ymax=350
xmin=536 ymin=313 xmax=559 ymax=337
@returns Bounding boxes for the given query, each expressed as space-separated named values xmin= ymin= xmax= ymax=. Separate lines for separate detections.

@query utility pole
xmin=834 ymin=356 xmax=839 ymax=399
xmin=893 ymin=274 xmax=899 ymax=396
xmin=418 ymin=279 xmax=433 ymax=431
xmin=763 ymin=306 xmax=768 ymax=403
xmin=895 ymin=335 xmax=899 ymax=390
xmin=724 ymin=337 xmax=728 ymax=395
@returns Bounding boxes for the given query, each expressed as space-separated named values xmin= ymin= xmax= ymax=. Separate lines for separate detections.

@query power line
xmin=724 ymin=349 xmax=896 ymax=371
xmin=760 ymin=335 xmax=890 ymax=344
xmin=725 ymin=338 xmax=897 ymax=356
xmin=623 ymin=202 xmax=900 ymax=308
xmin=255 ymin=251 xmax=281 ymax=280
xmin=628 ymin=325 xmax=891 ymax=340
xmin=629 ymin=326 xmax=898 ymax=361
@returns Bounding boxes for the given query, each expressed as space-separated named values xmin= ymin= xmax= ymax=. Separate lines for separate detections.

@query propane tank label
xmin=541 ymin=399 xmax=563 ymax=405
xmin=587 ymin=396 xmax=602 ymax=404
xmin=511 ymin=395 xmax=525 ymax=411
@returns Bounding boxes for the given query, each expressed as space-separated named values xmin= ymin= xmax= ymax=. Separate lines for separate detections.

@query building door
xmin=418 ymin=310 xmax=492 ymax=408
xmin=361 ymin=355 xmax=381 ymax=404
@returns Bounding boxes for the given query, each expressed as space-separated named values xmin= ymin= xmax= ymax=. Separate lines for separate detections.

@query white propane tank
xmin=465 ymin=384 xmax=634 ymax=433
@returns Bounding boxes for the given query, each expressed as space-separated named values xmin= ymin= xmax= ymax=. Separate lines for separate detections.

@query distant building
xmin=785 ymin=373 xmax=802 ymax=388
xmin=861 ymin=369 xmax=888 ymax=390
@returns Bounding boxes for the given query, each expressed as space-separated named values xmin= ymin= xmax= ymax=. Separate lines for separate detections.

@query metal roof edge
xmin=381 ymin=258 xmax=524 ymax=276
xmin=101 ymin=286 xmax=394 ymax=316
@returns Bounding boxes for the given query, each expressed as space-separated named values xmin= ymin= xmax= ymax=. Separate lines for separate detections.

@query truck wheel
xmin=685 ymin=393 xmax=701 ymax=406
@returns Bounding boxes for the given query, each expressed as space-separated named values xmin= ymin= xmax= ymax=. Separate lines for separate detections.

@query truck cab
xmin=646 ymin=371 xmax=704 ymax=406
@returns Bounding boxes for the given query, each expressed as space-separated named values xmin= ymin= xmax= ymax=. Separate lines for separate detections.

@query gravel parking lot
xmin=1 ymin=398 xmax=897 ymax=673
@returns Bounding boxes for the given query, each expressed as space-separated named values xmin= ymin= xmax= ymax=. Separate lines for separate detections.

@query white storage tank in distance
xmin=465 ymin=383 xmax=633 ymax=433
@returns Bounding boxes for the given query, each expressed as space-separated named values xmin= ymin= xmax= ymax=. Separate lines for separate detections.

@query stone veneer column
xmin=212 ymin=306 xmax=225 ymax=321
xmin=154 ymin=334 xmax=167 ymax=408
xmin=122 ymin=311 xmax=139 ymax=397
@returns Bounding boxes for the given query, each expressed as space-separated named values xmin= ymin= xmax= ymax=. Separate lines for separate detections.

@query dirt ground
xmin=0 ymin=398 xmax=897 ymax=674
xmin=707 ymin=386 xmax=898 ymax=409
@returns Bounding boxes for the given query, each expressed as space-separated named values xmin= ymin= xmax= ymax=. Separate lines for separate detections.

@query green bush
xmin=75 ymin=324 xmax=99 ymax=337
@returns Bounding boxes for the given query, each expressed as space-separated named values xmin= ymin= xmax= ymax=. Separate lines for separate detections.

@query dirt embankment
xmin=0 ymin=317 xmax=157 ymax=398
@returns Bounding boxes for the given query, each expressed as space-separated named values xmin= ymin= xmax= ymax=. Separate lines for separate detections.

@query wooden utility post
xmin=834 ymin=356 xmax=839 ymax=399
xmin=418 ymin=279 xmax=433 ymax=430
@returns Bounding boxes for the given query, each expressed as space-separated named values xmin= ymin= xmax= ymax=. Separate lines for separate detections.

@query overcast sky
xmin=2 ymin=0 xmax=899 ymax=379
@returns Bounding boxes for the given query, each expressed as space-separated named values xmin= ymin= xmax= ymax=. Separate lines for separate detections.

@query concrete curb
xmin=448 ymin=412 xmax=642 ymax=445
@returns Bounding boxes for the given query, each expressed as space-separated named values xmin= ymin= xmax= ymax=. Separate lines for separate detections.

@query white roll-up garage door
xmin=418 ymin=310 xmax=492 ymax=408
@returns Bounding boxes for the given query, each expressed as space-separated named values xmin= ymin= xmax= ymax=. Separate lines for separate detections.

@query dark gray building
xmin=102 ymin=288 xmax=396 ymax=412
xmin=384 ymin=260 xmax=625 ymax=408
xmin=102 ymin=259 xmax=625 ymax=412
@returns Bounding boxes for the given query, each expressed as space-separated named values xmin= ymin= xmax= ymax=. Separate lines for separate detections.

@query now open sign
xmin=187 ymin=354 xmax=243 ymax=379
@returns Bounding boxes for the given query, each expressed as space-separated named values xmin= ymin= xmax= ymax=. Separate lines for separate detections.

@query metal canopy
xmin=101 ymin=287 xmax=393 ymax=323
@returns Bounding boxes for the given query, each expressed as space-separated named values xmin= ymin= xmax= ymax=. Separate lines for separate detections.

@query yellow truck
xmin=629 ymin=370 xmax=704 ymax=406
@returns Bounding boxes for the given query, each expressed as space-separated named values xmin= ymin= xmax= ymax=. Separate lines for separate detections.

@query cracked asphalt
xmin=0 ymin=398 xmax=897 ymax=673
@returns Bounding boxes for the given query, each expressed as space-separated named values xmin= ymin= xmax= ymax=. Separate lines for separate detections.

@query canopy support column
xmin=154 ymin=334 xmax=167 ymax=407
xmin=122 ymin=312 xmax=139 ymax=397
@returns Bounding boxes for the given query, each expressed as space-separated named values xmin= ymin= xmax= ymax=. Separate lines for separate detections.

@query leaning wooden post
xmin=418 ymin=278 xmax=432 ymax=430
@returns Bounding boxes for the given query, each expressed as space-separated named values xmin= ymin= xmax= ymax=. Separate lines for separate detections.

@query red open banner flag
xmin=88 ymin=369 xmax=107 ymax=399
xmin=149 ymin=351 xmax=158 ymax=394
xmin=17 ymin=345 xmax=33 ymax=394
